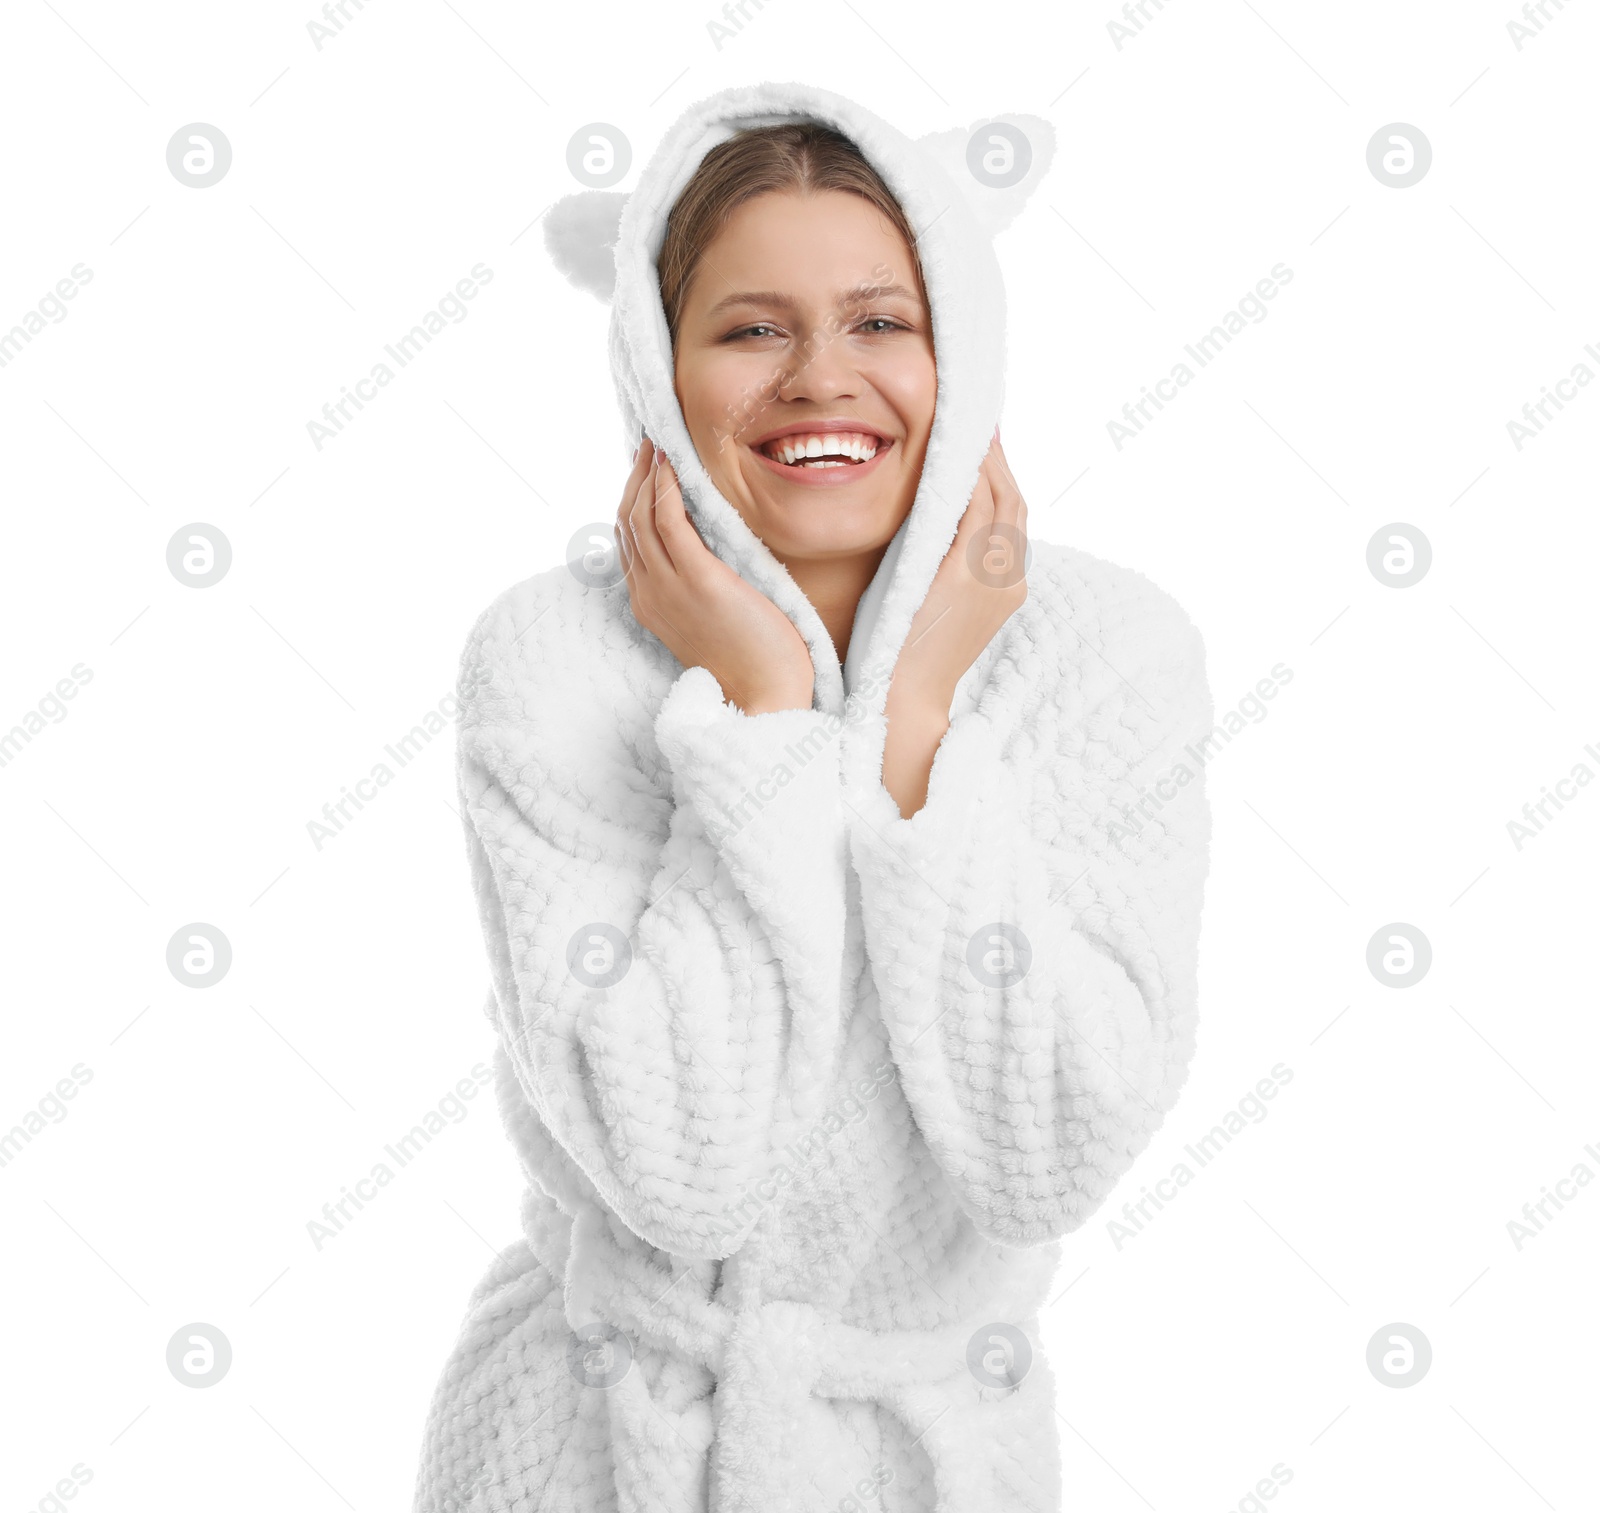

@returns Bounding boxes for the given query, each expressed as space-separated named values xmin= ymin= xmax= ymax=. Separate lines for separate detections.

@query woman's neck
xmin=778 ymin=543 xmax=890 ymax=667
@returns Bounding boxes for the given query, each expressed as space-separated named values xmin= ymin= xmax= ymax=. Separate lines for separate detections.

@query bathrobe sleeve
xmin=846 ymin=584 xmax=1213 ymax=1247
xmin=456 ymin=596 xmax=849 ymax=1262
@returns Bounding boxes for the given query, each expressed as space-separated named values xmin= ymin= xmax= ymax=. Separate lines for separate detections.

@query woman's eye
xmin=726 ymin=317 xmax=909 ymax=341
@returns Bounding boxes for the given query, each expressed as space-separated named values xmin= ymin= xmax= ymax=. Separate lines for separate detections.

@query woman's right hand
xmin=614 ymin=438 xmax=817 ymax=715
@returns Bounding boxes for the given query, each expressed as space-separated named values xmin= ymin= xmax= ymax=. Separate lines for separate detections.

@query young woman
xmin=413 ymin=82 xmax=1213 ymax=1513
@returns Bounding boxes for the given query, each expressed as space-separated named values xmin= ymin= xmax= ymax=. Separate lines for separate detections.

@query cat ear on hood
xmin=542 ymin=189 xmax=628 ymax=304
xmin=911 ymin=113 xmax=1056 ymax=239
xmin=537 ymin=111 xmax=1055 ymax=305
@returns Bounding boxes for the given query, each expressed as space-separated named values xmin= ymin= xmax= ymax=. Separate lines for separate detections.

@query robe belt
xmin=557 ymin=1205 xmax=1016 ymax=1512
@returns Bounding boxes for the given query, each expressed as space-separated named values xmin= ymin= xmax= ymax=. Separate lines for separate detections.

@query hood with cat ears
xmin=543 ymin=82 xmax=1054 ymax=721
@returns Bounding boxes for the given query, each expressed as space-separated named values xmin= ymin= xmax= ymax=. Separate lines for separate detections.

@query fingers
xmin=615 ymin=437 xmax=654 ymax=581
xmin=649 ymin=451 xmax=704 ymax=570
xmin=994 ymin=436 xmax=1028 ymax=537
xmin=952 ymin=445 xmax=997 ymax=553
xmin=984 ymin=436 xmax=1027 ymax=582
xmin=953 ymin=439 xmax=1023 ymax=594
xmin=615 ymin=442 xmax=708 ymax=597
xmin=618 ymin=437 xmax=654 ymax=523
xmin=629 ymin=452 xmax=676 ymax=576
xmin=985 ymin=435 xmax=1021 ymax=533
xmin=613 ymin=494 xmax=633 ymax=577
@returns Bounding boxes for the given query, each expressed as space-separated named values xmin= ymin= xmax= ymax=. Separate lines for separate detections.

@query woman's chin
xmin=744 ymin=482 xmax=901 ymax=546
xmin=757 ymin=515 xmax=908 ymax=567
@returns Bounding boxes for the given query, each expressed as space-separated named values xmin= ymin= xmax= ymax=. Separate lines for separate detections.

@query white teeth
xmin=763 ymin=431 xmax=882 ymax=466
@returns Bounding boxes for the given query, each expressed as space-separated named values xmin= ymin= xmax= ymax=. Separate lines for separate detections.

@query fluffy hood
xmin=543 ymin=82 xmax=1054 ymax=721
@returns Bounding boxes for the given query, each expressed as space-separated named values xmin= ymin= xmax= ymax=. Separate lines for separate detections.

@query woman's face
xmin=671 ymin=188 xmax=937 ymax=567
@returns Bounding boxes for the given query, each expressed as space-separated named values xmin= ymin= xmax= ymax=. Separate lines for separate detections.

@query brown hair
xmin=656 ymin=121 xmax=924 ymax=352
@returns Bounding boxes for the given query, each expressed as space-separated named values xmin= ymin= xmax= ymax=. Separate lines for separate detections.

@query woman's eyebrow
xmin=705 ymin=282 xmax=921 ymax=317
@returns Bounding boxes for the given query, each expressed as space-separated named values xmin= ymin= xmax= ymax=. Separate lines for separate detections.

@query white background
xmin=2 ymin=2 xmax=1596 ymax=1510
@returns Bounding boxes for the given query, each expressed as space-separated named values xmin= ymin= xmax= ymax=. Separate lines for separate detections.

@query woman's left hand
xmin=888 ymin=430 xmax=1029 ymax=715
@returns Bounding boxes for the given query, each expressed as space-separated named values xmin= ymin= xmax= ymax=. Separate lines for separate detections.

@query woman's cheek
xmin=868 ymin=352 xmax=936 ymax=430
xmin=695 ymin=358 xmax=756 ymax=449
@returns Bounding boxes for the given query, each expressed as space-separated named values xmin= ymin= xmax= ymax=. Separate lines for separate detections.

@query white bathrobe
xmin=411 ymin=81 xmax=1214 ymax=1513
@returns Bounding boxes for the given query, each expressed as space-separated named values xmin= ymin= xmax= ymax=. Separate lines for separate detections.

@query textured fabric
xmin=411 ymin=80 xmax=1213 ymax=1513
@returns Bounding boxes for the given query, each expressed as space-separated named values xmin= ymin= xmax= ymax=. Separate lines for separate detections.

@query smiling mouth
xmin=757 ymin=431 xmax=884 ymax=469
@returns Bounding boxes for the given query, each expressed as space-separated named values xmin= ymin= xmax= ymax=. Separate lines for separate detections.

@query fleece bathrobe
xmin=411 ymin=81 xmax=1213 ymax=1513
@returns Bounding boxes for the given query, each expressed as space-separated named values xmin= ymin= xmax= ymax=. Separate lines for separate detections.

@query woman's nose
xmin=773 ymin=326 xmax=862 ymax=403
